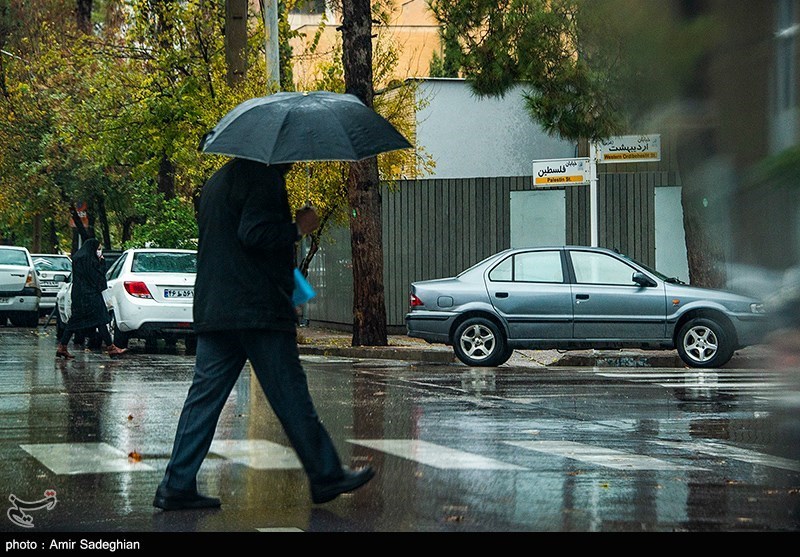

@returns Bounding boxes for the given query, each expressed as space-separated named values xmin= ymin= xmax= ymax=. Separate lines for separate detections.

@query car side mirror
xmin=632 ymin=271 xmax=656 ymax=287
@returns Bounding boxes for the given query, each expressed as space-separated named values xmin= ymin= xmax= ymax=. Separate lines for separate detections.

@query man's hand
xmin=295 ymin=205 xmax=320 ymax=236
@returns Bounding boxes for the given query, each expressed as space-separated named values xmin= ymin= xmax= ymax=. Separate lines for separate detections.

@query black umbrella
xmin=199 ymin=90 xmax=412 ymax=164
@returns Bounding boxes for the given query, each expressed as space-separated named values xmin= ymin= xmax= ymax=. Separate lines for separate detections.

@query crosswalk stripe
xmin=348 ymin=439 xmax=527 ymax=470
xmin=652 ymin=440 xmax=800 ymax=472
xmin=19 ymin=443 xmax=155 ymax=475
xmin=504 ymin=440 xmax=705 ymax=471
xmin=208 ymin=439 xmax=302 ymax=469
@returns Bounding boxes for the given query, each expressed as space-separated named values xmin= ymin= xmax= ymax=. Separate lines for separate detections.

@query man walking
xmin=153 ymin=158 xmax=374 ymax=511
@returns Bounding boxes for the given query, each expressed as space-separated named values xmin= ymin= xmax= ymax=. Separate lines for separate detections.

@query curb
xmin=298 ymin=345 xmax=456 ymax=364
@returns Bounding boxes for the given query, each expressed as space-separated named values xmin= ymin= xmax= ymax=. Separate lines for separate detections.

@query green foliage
xmin=428 ymin=0 xmax=714 ymax=141
xmin=126 ymin=193 xmax=198 ymax=249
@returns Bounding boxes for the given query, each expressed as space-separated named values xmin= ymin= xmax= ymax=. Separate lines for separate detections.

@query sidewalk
xmin=296 ymin=324 xmax=769 ymax=368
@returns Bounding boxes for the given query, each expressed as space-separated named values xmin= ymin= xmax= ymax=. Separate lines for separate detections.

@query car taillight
xmin=124 ymin=281 xmax=153 ymax=299
xmin=409 ymin=293 xmax=424 ymax=307
xmin=25 ymin=270 xmax=36 ymax=288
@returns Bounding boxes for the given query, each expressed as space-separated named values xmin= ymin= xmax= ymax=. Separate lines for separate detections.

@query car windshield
xmin=131 ymin=252 xmax=197 ymax=273
xmin=0 ymin=249 xmax=28 ymax=266
xmin=33 ymin=256 xmax=72 ymax=272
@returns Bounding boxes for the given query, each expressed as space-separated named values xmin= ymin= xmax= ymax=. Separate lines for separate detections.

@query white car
xmin=0 ymin=245 xmax=41 ymax=327
xmin=32 ymin=253 xmax=72 ymax=317
xmin=103 ymin=248 xmax=197 ymax=352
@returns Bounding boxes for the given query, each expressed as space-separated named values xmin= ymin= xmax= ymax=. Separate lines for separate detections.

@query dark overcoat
xmin=193 ymin=158 xmax=299 ymax=333
xmin=68 ymin=237 xmax=111 ymax=331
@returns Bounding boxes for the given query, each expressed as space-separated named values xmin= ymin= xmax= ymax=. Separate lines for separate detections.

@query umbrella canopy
xmin=199 ymin=91 xmax=413 ymax=164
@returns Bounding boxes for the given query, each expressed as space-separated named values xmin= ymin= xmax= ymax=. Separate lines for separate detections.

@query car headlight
xmin=750 ymin=302 xmax=766 ymax=314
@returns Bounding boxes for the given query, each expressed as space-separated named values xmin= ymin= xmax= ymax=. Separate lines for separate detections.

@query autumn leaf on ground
xmin=128 ymin=451 xmax=142 ymax=462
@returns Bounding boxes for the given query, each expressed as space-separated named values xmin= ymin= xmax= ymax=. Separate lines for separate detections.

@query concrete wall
xmin=414 ymin=79 xmax=576 ymax=179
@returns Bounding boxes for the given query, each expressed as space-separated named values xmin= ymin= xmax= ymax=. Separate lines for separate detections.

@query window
xmin=0 ymin=249 xmax=28 ymax=266
xmin=488 ymin=251 xmax=563 ymax=283
xmin=131 ymin=252 xmax=197 ymax=274
xmin=571 ymin=251 xmax=637 ymax=285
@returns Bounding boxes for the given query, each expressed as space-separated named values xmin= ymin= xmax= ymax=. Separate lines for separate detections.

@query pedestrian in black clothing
xmin=56 ymin=237 xmax=128 ymax=359
xmin=153 ymin=158 xmax=374 ymax=511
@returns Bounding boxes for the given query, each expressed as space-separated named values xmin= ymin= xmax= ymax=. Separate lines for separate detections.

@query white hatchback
xmin=103 ymin=248 xmax=197 ymax=352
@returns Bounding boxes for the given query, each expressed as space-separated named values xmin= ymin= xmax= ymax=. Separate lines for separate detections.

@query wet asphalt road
xmin=0 ymin=324 xmax=798 ymax=541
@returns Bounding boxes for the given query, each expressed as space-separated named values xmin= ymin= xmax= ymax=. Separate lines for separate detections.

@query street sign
xmin=598 ymin=134 xmax=661 ymax=163
xmin=69 ymin=201 xmax=89 ymax=229
xmin=532 ymin=158 xmax=590 ymax=186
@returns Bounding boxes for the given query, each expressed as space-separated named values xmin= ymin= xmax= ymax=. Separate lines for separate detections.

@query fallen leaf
xmin=128 ymin=451 xmax=142 ymax=462
xmin=127 ymin=415 xmax=133 ymax=421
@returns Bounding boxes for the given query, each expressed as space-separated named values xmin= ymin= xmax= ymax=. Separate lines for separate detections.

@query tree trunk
xmin=95 ymin=195 xmax=112 ymax=249
xmin=677 ymin=127 xmax=727 ymax=288
xmin=32 ymin=214 xmax=41 ymax=253
xmin=341 ymin=0 xmax=388 ymax=346
xmin=76 ymin=0 xmax=92 ymax=35
xmin=225 ymin=0 xmax=248 ymax=86
xmin=157 ymin=154 xmax=176 ymax=200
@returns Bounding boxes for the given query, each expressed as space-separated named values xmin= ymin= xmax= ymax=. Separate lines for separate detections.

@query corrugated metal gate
xmin=306 ymin=171 xmax=680 ymax=329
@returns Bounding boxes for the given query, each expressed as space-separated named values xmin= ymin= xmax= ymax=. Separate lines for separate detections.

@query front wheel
xmin=452 ymin=317 xmax=510 ymax=367
xmin=676 ymin=317 xmax=734 ymax=368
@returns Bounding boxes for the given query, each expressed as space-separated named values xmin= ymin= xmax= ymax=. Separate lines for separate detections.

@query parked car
xmin=102 ymin=248 xmax=197 ymax=352
xmin=405 ymin=246 xmax=769 ymax=368
xmin=32 ymin=253 xmax=72 ymax=317
xmin=0 ymin=245 xmax=41 ymax=327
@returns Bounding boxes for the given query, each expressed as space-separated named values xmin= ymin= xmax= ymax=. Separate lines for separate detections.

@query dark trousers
xmin=159 ymin=329 xmax=343 ymax=492
xmin=60 ymin=325 xmax=112 ymax=347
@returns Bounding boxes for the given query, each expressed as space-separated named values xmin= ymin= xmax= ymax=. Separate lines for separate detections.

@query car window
xmin=131 ymin=252 xmax=197 ymax=273
xmin=488 ymin=251 xmax=563 ymax=283
xmin=33 ymin=257 xmax=72 ymax=272
xmin=571 ymin=251 xmax=638 ymax=285
xmin=0 ymin=249 xmax=28 ymax=266
xmin=106 ymin=253 xmax=128 ymax=280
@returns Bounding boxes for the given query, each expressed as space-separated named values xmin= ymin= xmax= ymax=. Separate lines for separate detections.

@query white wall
xmin=415 ymin=79 xmax=576 ymax=179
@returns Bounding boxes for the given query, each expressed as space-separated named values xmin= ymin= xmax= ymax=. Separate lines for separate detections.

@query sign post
xmin=533 ymin=134 xmax=660 ymax=249
xmin=589 ymin=142 xmax=599 ymax=247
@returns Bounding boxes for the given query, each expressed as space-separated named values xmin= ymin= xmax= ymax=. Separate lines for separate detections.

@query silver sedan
xmin=405 ymin=246 xmax=768 ymax=368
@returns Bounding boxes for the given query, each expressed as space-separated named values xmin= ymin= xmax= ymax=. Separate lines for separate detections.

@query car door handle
xmin=576 ymin=294 xmax=590 ymax=301
xmin=495 ymin=292 xmax=509 ymax=298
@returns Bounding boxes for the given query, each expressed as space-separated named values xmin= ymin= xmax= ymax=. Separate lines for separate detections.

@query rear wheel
xmin=109 ymin=312 xmax=129 ymax=349
xmin=452 ymin=317 xmax=510 ymax=367
xmin=676 ymin=317 xmax=734 ymax=368
xmin=185 ymin=335 xmax=197 ymax=355
xmin=11 ymin=311 xmax=39 ymax=328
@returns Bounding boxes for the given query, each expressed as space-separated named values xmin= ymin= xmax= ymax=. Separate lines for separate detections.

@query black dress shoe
xmin=153 ymin=486 xmax=221 ymax=511
xmin=310 ymin=466 xmax=375 ymax=504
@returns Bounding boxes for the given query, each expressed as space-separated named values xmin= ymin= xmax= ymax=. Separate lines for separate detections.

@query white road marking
xmin=348 ymin=439 xmax=527 ymax=470
xmin=19 ymin=443 xmax=155 ymax=475
xmin=505 ymin=440 xmax=704 ymax=471
xmin=209 ymin=439 xmax=302 ymax=469
xmin=652 ymin=440 xmax=800 ymax=472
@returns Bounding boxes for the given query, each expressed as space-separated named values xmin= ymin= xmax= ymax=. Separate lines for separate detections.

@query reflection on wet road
xmin=0 ymin=328 xmax=798 ymax=533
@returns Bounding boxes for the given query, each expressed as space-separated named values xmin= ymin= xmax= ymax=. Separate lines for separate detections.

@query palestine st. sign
xmin=532 ymin=157 xmax=590 ymax=186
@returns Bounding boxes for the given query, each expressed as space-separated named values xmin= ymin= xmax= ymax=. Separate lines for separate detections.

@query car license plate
xmin=164 ymin=288 xmax=193 ymax=299
xmin=41 ymin=281 xmax=57 ymax=287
